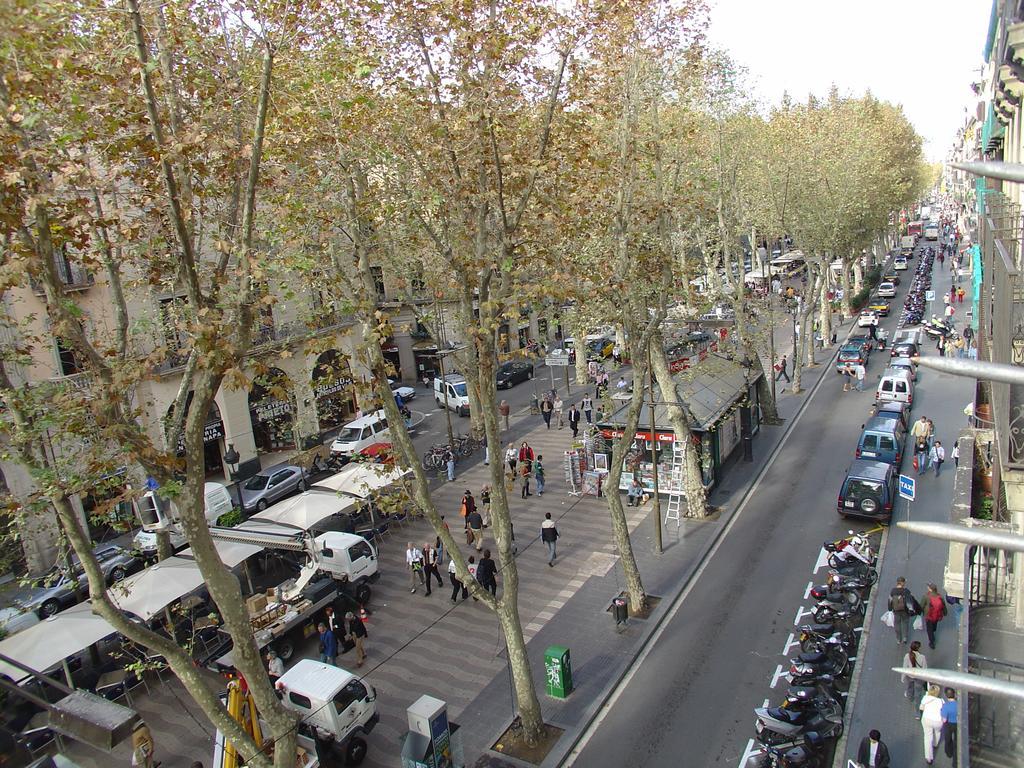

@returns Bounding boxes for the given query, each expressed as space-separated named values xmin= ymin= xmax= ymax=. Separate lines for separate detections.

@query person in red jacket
xmin=518 ymin=441 xmax=534 ymax=469
xmin=922 ymin=582 xmax=947 ymax=650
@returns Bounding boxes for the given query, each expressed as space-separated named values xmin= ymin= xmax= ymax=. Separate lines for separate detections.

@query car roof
xmin=876 ymin=401 xmax=908 ymax=416
xmin=882 ymin=367 xmax=913 ymax=379
xmin=847 ymin=459 xmax=892 ymax=480
xmin=862 ymin=416 xmax=901 ymax=434
xmin=340 ymin=410 xmax=388 ymax=428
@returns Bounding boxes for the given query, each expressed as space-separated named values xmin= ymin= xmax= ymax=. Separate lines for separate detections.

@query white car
xmin=893 ymin=257 xmax=908 ymax=271
xmin=888 ymin=356 xmax=917 ymax=381
xmin=0 ymin=606 xmax=40 ymax=637
xmin=877 ymin=281 xmax=897 ymax=298
xmin=388 ymin=379 xmax=415 ymax=402
xmin=857 ymin=311 xmax=879 ymax=328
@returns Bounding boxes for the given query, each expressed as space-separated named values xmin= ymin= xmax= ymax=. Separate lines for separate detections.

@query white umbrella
xmin=312 ymin=464 xmax=410 ymax=499
xmin=0 ymin=602 xmax=117 ymax=683
xmin=251 ymin=491 xmax=358 ymax=531
xmin=108 ymin=557 xmax=205 ymax=621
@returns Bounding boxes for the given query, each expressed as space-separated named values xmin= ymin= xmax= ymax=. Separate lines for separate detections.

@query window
xmin=410 ymin=274 xmax=426 ymax=295
xmin=159 ymin=296 xmax=190 ymax=350
xmin=370 ymin=266 xmax=385 ymax=302
xmin=332 ymin=680 xmax=367 ymax=714
xmin=896 ymin=381 xmax=908 ymax=394
xmin=271 ymin=470 xmax=293 ymax=486
xmin=56 ymin=338 xmax=82 ymax=376
xmin=879 ymin=436 xmax=896 ymax=451
xmin=845 ymin=479 xmax=883 ymax=504
xmin=862 ymin=435 xmax=878 ymax=450
xmin=348 ymin=540 xmax=373 ymax=561
xmin=288 ymin=692 xmax=312 ymax=709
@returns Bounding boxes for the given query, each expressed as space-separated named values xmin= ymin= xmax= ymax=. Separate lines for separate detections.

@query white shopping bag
xmin=913 ymin=615 xmax=924 ymax=631
xmin=881 ymin=610 xmax=894 ymax=628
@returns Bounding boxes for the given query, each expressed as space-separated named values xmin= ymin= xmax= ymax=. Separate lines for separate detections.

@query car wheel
xmin=257 ymin=499 xmax=268 ymax=512
xmin=346 ymin=736 xmax=368 ymax=766
xmin=40 ymin=599 xmax=60 ymax=618
xmin=297 ymin=479 xmax=307 ymax=492
xmin=355 ymin=583 xmax=372 ymax=605
xmin=109 ymin=566 xmax=126 ymax=583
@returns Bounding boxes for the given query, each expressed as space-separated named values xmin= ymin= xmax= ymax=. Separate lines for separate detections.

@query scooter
xmin=798 ymin=625 xmax=857 ymax=655
xmin=789 ymin=638 xmax=850 ymax=679
xmin=813 ymin=595 xmax=864 ymax=624
xmin=754 ymin=698 xmax=843 ymax=746
xmin=755 ymin=732 xmax=828 ymax=767
xmin=808 ymin=603 xmax=860 ymax=631
xmin=809 ymin=572 xmax=872 ymax=601
xmin=824 ymin=533 xmax=876 ymax=568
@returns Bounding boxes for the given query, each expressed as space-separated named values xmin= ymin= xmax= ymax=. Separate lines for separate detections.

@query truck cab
xmin=315 ymin=531 xmax=378 ymax=603
xmin=279 ymin=659 xmax=379 ymax=766
xmin=433 ymin=374 xmax=470 ymax=417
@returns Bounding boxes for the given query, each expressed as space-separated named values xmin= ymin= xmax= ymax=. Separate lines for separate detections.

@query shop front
xmin=597 ymin=356 xmax=762 ymax=495
xmin=248 ymin=367 xmax=296 ymax=453
xmin=312 ymin=350 xmax=357 ymax=435
xmin=167 ymin=394 xmax=226 ymax=476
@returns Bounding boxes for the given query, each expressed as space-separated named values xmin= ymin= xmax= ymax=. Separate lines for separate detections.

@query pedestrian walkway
xmin=840 ymin=251 xmax=973 ymax=767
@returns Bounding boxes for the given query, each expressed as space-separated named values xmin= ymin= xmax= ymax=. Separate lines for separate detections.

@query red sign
xmin=602 ymin=429 xmax=675 ymax=443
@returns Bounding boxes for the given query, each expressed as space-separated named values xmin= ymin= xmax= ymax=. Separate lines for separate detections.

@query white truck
xmin=434 ymin=373 xmax=471 ymax=417
xmin=213 ymin=660 xmax=378 ymax=767
xmin=132 ymin=482 xmax=234 ymax=558
xmin=206 ymin=524 xmax=378 ymax=666
xmin=899 ymin=235 xmax=915 ymax=252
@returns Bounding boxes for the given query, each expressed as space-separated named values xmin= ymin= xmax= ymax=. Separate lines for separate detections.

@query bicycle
xmin=421 ymin=445 xmax=450 ymax=471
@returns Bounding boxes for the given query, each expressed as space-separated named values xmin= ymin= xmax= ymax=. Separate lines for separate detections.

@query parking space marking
xmin=782 ymin=632 xmax=801 ymax=656
xmin=794 ymin=605 xmax=814 ymax=625
xmin=803 ymin=580 xmax=814 ymax=600
xmin=738 ymin=738 xmax=761 ymax=767
xmin=813 ymin=547 xmax=831 ymax=573
xmin=769 ymin=664 xmax=788 ymax=689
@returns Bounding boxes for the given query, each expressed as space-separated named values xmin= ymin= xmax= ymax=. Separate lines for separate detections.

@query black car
xmin=837 ymin=459 xmax=897 ymax=521
xmin=496 ymin=360 xmax=535 ymax=389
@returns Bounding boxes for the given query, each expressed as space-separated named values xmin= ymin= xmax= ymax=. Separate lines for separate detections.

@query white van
xmin=876 ymin=368 xmax=914 ymax=406
xmin=330 ymin=410 xmax=391 ymax=459
xmin=924 ymin=225 xmax=939 ymax=241
xmin=434 ymin=374 xmax=470 ymax=417
xmin=133 ymin=482 xmax=233 ymax=557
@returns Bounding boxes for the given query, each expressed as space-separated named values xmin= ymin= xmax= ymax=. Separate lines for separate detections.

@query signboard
xmin=313 ymin=377 xmax=353 ymax=399
xmin=545 ymin=356 xmax=570 ymax=367
xmin=175 ymin=419 xmax=224 ymax=454
xmin=925 ymin=290 xmax=936 ymax=302
xmin=899 ymin=474 xmax=916 ymax=501
xmin=252 ymin=398 xmax=293 ymax=424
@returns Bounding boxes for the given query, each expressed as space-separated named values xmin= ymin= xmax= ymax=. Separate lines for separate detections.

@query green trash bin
xmin=544 ymin=645 xmax=573 ymax=699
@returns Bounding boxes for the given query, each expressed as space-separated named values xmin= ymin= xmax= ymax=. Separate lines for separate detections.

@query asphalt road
xmin=568 ymin=250 xmax=937 ymax=767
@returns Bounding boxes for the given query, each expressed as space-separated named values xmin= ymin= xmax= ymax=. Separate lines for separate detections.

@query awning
xmin=250 ymin=490 xmax=359 ymax=531
xmin=108 ymin=557 xmax=205 ymax=621
xmin=311 ymin=464 xmax=411 ymax=499
xmin=0 ymin=603 xmax=118 ymax=683
xmin=178 ymin=538 xmax=264 ymax=569
xmin=599 ymin=356 xmax=759 ymax=434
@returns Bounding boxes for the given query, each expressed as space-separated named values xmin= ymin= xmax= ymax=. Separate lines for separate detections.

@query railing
xmin=46 ymin=371 xmax=93 ymax=392
xmin=966 ymin=526 xmax=1017 ymax=606
xmin=30 ymin=259 xmax=95 ymax=295
xmin=967 ymin=651 xmax=1024 ymax=759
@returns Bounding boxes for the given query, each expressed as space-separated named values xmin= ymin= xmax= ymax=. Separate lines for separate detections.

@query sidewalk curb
xmin=544 ymin=323 xmax=854 ymax=768
xmin=831 ymin=525 xmax=890 ymax=766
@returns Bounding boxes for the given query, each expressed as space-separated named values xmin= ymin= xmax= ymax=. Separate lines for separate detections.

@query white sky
xmin=707 ymin=0 xmax=992 ymax=161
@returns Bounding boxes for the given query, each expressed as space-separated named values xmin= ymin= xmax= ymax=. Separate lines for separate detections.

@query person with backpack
xmin=922 ymin=583 xmax=948 ymax=649
xmin=888 ymin=576 xmax=917 ymax=645
xmin=541 ymin=512 xmax=559 ymax=566
xmin=901 ymin=641 xmax=928 ymax=701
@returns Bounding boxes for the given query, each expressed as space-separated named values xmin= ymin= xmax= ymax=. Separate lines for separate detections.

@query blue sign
xmin=899 ymin=474 xmax=916 ymax=501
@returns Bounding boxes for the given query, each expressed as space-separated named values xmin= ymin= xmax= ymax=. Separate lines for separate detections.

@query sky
xmin=707 ymin=0 xmax=993 ymax=161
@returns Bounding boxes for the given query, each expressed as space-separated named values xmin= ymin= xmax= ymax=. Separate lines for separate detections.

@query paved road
xmin=568 ymin=247 xmax=960 ymax=767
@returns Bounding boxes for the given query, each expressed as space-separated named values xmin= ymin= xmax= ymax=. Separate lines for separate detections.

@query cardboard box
xmin=246 ymin=593 xmax=268 ymax=617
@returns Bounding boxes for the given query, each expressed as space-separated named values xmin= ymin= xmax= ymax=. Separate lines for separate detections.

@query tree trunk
xmin=840 ymin=259 xmax=852 ymax=319
xmin=818 ymin=276 xmax=832 ymax=351
xmin=649 ymin=333 xmax=708 ymax=517
xmin=572 ymin=316 xmax=588 ymax=386
xmin=852 ymin=257 xmax=864 ymax=295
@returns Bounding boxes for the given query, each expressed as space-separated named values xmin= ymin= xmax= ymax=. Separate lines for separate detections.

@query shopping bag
xmin=913 ymin=455 xmax=919 ymax=472
xmin=881 ymin=610 xmax=894 ymax=628
xmin=913 ymin=615 xmax=924 ymax=631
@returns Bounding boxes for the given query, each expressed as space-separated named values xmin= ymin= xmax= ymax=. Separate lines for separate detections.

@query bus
xmin=907 ymin=221 xmax=923 ymax=237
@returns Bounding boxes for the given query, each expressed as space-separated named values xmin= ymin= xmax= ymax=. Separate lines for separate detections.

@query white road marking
xmin=738 ymin=738 xmax=762 ymax=767
xmin=803 ymin=580 xmax=814 ymax=600
xmin=769 ymin=664 xmax=788 ymax=689
xmin=782 ymin=632 xmax=801 ymax=656
xmin=794 ymin=605 xmax=814 ymax=625
xmin=762 ymin=698 xmax=770 ymax=707
xmin=813 ymin=547 xmax=831 ymax=573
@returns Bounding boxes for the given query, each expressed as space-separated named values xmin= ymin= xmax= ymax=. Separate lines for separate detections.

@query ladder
xmin=664 ymin=442 xmax=686 ymax=531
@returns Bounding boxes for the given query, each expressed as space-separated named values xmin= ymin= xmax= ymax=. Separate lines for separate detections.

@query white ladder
xmin=664 ymin=442 xmax=686 ymax=531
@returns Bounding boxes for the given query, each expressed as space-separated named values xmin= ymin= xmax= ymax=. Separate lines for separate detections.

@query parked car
xmin=856 ymin=417 xmax=905 ymax=466
xmin=887 ymin=356 xmax=917 ymax=381
xmin=496 ymin=360 xmax=535 ymax=389
xmin=877 ymin=282 xmax=897 ymax=298
xmin=240 ymin=465 xmax=307 ymax=513
xmin=871 ymin=400 xmax=911 ymax=436
xmin=836 ymin=343 xmax=870 ymax=373
xmin=837 ymin=459 xmax=897 ymax=521
xmin=890 ymin=340 xmax=919 ymax=359
xmin=882 ymin=273 xmax=901 ymax=286
xmin=7 ymin=544 xmax=141 ymax=618
xmin=857 ymin=310 xmax=879 ymax=328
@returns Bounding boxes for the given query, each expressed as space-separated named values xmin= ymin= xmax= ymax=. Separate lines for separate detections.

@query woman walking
xmin=902 ymin=641 xmax=928 ymax=701
xmin=920 ymin=684 xmax=945 ymax=764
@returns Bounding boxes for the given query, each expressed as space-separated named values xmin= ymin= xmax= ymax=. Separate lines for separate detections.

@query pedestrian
xmin=505 ymin=442 xmax=518 ymax=476
xmin=855 ymin=362 xmax=866 ymax=392
xmin=460 ymin=489 xmax=476 ymax=529
xmin=540 ymin=396 xmax=553 ymax=428
xmin=541 ymin=512 xmax=559 ymax=566
xmin=267 ymin=648 xmax=284 ymax=685
xmin=518 ymin=441 xmax=534 ymax=470
xmin=554 ymin=394 xmax=564 ymax=428
xmin=406 ymin=542 xmax=424 ymax=593
xmin=613 ymin=344 xmax=622 ymax=365
xmin=581 ymin=393 xmax=594 ymax=424
xmin=627 ymin=477 xmax=643 ymax=506
xmin=914 ymin=439 xmax=928 ymax=475
xmin=856 ymin=729 xmax=891 ymax=768
xmin=131 ymin=722 xmax=156 ymax=768
xmin=476 ymin=548 xmax=498 ymax=597
xmin=920 ymin=684 xmax=945 ymax=765
xmin=945 ymin=303 xmax=955 ymax=321
xmin=520 ymin=460 xmax=532 ymax=499
xmin=467 ymin=555 xmax=478 ymax=596
xmin=954 ymin=336 xmax=965 ymax=358
xmin=567 ymin=404 xmax=581 ymax=438
xmin=444 ymin=446 xmax=456 ymax=482
xmin=936 ymin=333 xmax=944 ymax=353
xmin=949 ymin=286 xmax=956 ymax=305
xmin=842 ymin=367 xmax=851 ymax=392
xmin=921 ymin=583 xmax=947 ymax=649
xmin=902 ymin=640 xmax=928 ymax=701
xmin=930 ymin=441 xmax=945 ymax=477
xmin=318 ymin=621 xmax=338 ymax=665
xmin=941 ymin=687 xmax=958 ymax=765
xmin=499 ymin=399 xmax=511 ymax=430
xmin=435 ymin=532 xmax=445 ymax=566
xmin=889 ymin=576 xmax=916 ymax=645
xmin=449 ymin=558 xmax=467 ymax=602
xmin=467 ymin=507 xmax=484 ymax=551
xmin=423 ymin=541 xmax=443 ymax=595
xmin=926 ymin=418 xmax=935 ymax=450
xmin=482 ymin=432 xmax=489 ymax=465
xmin=952 ymin=441 xmax=960 ymax=468
xmin=957 ymin=286 xmax=965 ymax=304
xmin=344 ymin=611 xmax=368 ymax=667
xmin=480 ymin=485 xmax=491 ymax=527
xmin=615 ymin=376 xmax=628 ymax=391
xmin=774 ymin=355 xmax=791 ymax=383
xmin=534 ymin=454 xmax=545 ymax=495
xmin=911 ymin=416 xmax=932 ymax=458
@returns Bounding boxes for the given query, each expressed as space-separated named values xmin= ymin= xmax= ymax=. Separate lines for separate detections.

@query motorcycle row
xmin=898 ymin=245 xmax=934 ymax=327
xmin=752 ymin=532 xmax=880 ymax=767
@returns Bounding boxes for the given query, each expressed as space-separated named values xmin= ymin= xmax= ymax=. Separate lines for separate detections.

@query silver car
xmin=7 ymin=544 xmax=141 ymax=618
xmin=239 ymin=465 xmax=307 ymax=513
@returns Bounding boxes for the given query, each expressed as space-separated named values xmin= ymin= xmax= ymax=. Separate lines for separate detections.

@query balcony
xmin=31 ymin=258 xmax=95 ymax=296
xmin=46 ymin=371 xmax=93 ymax=393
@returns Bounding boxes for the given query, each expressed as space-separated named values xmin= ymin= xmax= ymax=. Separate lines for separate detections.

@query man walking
xmin=567 ymin=404 xmax=581 ymax=438
xmin=444 ymin=446 xmax=456 ymax=482
xmin=941 ymin=688 xmax=958 ymax=766
xmin=922 ymin=582 xmax=947 ymax=649
xmin=540 ymin=396 xmax=553 ymax=428
xmin=854 ymin=362 xmax=866 ymax=392
xmin=774 ymin=355 xmax=791 ymax=383
xmin=888 ymin=576 xmax=915 ymax=645
xmin=449 ymin=558 xmax=467 ymax=602
xmin=422 ymin=541 xmax=443 ymax=595
xmin=541 ymin=512 xmax=559 ymax=566
xmin=930 ymin=440 xmax=945 ymax=477
xmin=519 ymin=461 xmax=531 ymax=499
xmin=911 ymin=416 xmax=932 ymax=467
xmin=505 ymin=443 xmax=518 ymax=476
xmin=476 ymin=549 xmax=498 ymax=597
xmin=856 ymin=729 xmax=891 ymax=768
xmin=406 ymin=542 xmax=424 ymax=594
xmin=461 ymin=489 xmax=477 ymax=530
xmin=554 ymin=394 xmax=564 ymax=428
xmin=318 ymin=621 xmax=338 ymax=665
xmin=534 ymin=454 xmax=545 ymax=496
xmin=581 ymin=393 xmax=594 ymax=424
xmin=344 ymin=611 xmax=368 ymax=668
xmin=467 ymin=508 xmax=484 ymax=551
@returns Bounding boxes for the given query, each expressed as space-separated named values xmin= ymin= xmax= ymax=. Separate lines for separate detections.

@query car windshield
xmin=453 ymin=383 xmax=468 ymax=396
xmin=243 ymin=475 xmax=270 ymax=491
xmin=838 ymin=350 xmax=861 ymax=361
xmin=335 ymin=427 xmax=363 ymax=443
xmin=846 ymin=479 xmax=883 ymax=502
xmin=498 ymin=363 xmax=513 ymax=374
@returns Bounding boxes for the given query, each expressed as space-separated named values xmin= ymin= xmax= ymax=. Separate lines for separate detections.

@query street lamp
xmin=223 ymin=443 xmax=240 ymax=480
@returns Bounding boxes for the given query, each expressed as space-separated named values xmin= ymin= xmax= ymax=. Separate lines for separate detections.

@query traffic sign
xmin=545 ymin=356 xmax=570 ymax=367
xmin=925 ymin=290 xmax=935 ymax=301
xmin=899 ymin=474 xmax=916 ymax=501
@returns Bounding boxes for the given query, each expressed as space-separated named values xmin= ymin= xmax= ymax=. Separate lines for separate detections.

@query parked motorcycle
xmin=798 ymin=624 xmax=857 ymax=655
xmin=813 ymin=595 xmax=864 ymax=624
xmin=809 ymin=571 xmax=872 ymax=602
xmin=824 ymin=532 xmax=876 ymax=568
xmin=754 ymin=697 xmax=843 ymax=746
xmin=755 ymin=732 xmax=828 ymax=767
